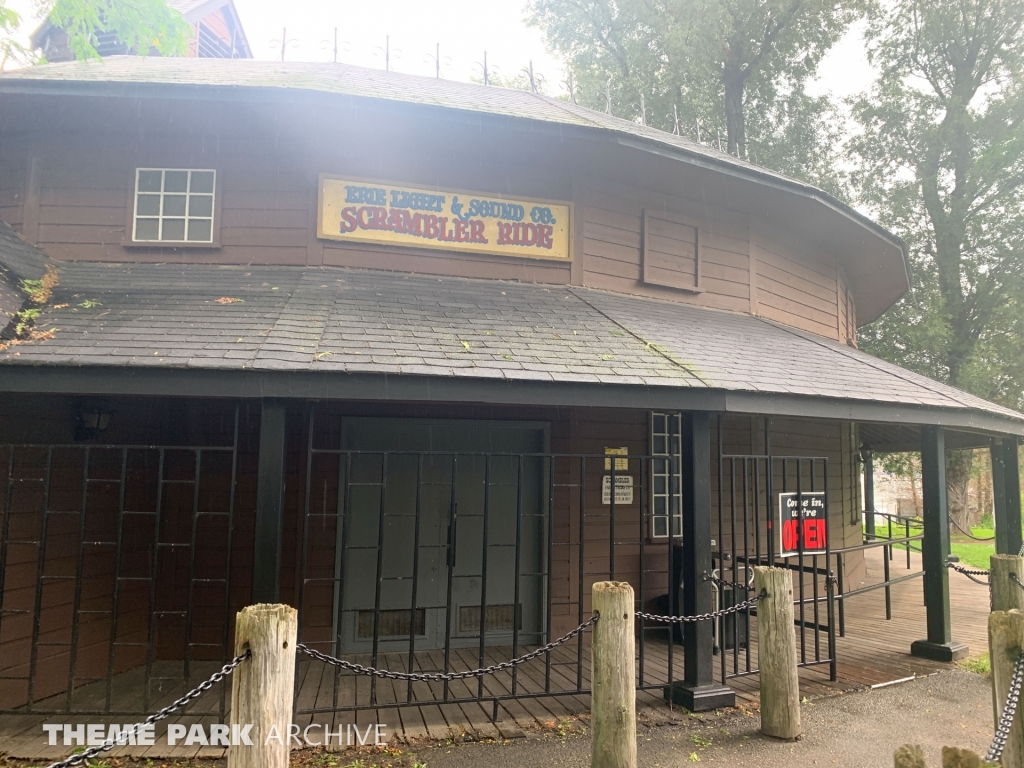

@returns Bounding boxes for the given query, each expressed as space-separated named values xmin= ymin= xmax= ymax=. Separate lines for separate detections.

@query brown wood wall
xmin=0 ymin=395 xmax=863 ymax=707
xmin=0 ymin=101 xmax=859 ymax=343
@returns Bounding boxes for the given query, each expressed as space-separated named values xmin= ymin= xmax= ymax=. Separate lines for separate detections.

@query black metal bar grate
xmin=0 ymin=405 xmax=242 ymax=717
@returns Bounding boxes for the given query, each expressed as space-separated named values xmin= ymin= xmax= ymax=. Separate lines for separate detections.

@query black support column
xmin=252 ymin=399 xmax=288 ymax=604
xmin=863 ymin=447 xmax=875 ymax=540
xmin=994 ymin=438 xmax=1023 ymax=556
xmin=910 ymin=426 xmax=968 ymax=661
xmin=665 ymin=410 xmax=735 ymax=711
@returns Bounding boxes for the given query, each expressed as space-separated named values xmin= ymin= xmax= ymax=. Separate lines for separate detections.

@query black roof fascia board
xmin=0 ymin=78 xmax=909 ymax=291
xmin=1 ymin=365 xmax=1021 ymax=438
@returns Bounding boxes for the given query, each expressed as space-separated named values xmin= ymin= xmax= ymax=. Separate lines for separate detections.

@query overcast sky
xmin=5 ymin=0 xmax=877 ymax=103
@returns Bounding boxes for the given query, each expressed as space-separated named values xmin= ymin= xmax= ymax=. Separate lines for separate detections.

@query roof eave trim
xmin=0 ymin=365 xmax=1020 ymax=438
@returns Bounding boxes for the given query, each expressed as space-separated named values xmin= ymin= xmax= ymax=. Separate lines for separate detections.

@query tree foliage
xmin=852 ymin=0 xmax=1024 ymax=408
xmin=851 ymin=0 xmax=1024 ymax=526
xmin=527 ymin=0 xmax=860 ymax=193
xmin=0 ymin=0 xmax=190 ymax=67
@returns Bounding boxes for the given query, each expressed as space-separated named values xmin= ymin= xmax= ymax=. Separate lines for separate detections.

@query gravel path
xmin=414 ymin=670 xmax=993 ymax=768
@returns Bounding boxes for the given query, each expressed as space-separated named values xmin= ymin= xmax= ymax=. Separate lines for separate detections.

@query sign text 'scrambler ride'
xmin=318 ymin=177 xmax=572 ymax=260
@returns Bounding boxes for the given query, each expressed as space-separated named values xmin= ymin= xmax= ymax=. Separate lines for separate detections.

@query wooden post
xmin=591 ymin=581 xmax=636 ymax=768
xmin=666 ymin=411 xmax=734 ymax=711
xmin=988 ymin=610 xmax=1024 ymax=768
xmin=253 ymin=401 xmax=287 ymax=603
xmin=864 ymin=448 xmax=876 ymax=540
xmin=913 ymin=426 xmax=968 ymax=661
xmin=990 ymin=555 xmax=1024 ymax=613
xmin=754 ymin=566 xmax=801 ymax=740
xmin=894 ymin=744 xmax=927 ymax=768
xmin=894 ymin=744 xmax=996 ymax=767
xmin=228 ymin=604 xmax=298 ymax=768
xmin=941 ymin=747 xmax=995 ymax=767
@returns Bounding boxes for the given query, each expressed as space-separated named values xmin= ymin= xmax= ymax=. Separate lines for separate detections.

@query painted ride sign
xmin=318 ymin=176 xmax=572 ymax=261
xmin=777 ymin=491 xmax=827 ymax=557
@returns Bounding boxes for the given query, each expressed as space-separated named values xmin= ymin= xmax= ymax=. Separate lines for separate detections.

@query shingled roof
xmin=0 ymin=57 xmax=844 ymax=197
xmin=0 ymin=258 xmax=1020 ymax=434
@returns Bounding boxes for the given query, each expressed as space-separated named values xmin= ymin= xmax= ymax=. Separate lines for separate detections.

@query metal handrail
xmin=833 ymin=534 xmax=923 ymax=555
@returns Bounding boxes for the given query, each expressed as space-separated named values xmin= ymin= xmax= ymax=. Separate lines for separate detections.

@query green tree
xmin=1 ymin=0 xmax=190 ymax=67
xmin=527 ymin=0 xmax=860 ymax=181
xmin=852 ymin=0 xmax=1024 ymax=527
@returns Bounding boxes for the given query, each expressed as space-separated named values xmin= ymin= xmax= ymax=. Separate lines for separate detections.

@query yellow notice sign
xmin=605 ymin=447 xmax=629 ymax=471
xmin=318 ymin=176 xmax=571 ymax=261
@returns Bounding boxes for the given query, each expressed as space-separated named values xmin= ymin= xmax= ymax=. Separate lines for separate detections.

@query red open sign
xmin=778 ymin=492 xmax=827 ymax=557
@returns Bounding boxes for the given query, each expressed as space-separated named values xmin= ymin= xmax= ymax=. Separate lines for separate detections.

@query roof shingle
xmin=0 ymin=258 xmax=1019 ymax=428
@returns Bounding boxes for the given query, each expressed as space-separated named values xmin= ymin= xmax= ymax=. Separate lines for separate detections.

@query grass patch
xmin=950 ymin=541 xmax=994 ymax=569
xmin=865 ymin=522 xmax=998 ymax=570
xmin=959 ymin=652 xmax=991 ymax=677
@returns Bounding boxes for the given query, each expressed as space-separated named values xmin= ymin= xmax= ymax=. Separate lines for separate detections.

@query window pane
xmin=671 ymin=516 xmax=682 ymax=537
xmin=164 ymin=171 xmax=188 ymax=193
xmin=654 ymin=496 xmax=666 ymax=515
xmin=654 ymin=517 xmax=667 ymax=538
xmin=163 ymin=195 xmax=186 ymax=216
xmin=138 ymin=170 xmax=162 ymax=192
xmin=136 ymin=194 xmax=160 ymax=215
xmin=161 ymin=219 xmax=186 ymax=240
xmin=187 ymin=219 xmax=212 ymax=242
xmin=188 ymin=194 xmax=213 ymax=217
xmin=190 ymin=171 xmax=214 ymax=194
xmin=135 ymin=218 xmax=159 ymax=240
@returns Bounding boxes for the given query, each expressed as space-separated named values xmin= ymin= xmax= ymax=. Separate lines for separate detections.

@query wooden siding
xmin=581 ymin=184 xmax=751 ymax=314
xmin=0 ymin=102 xmax=863 ymax=341
xmin=641 ymin=210 xmax=699 ymax=291
xmin=0 ymin=147 xmax=25 ymax=232
xmin=752 ymin=224 xmax=844 ymax=339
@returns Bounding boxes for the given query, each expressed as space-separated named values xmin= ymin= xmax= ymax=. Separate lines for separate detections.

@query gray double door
xmin=336 ymin=418 xmax=548 ymax=654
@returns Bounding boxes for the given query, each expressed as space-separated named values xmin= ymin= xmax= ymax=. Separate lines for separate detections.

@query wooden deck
xmin=0 ymin=547 xmax=990 ymax=760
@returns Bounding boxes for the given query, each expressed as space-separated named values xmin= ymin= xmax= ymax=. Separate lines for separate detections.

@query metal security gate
xmin=716 ymin=452 xmax=836 ymax=683
xmin=293 ymin=409 xmax=837 ymax=718
xmin=0 ymin=407 xmax=242 ymax=717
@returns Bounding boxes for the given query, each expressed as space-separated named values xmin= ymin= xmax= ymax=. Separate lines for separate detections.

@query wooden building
xmin=0 ymin=57 xmax=1021 ymax=729
xmin=29 ymin=0 xmax=252 ymax=62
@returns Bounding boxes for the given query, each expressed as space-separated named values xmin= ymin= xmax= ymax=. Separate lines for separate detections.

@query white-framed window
xmin=133 ymin=168 xmax=216 ymax=243
xmin=651 ymin=412 xmax=683 ymax=538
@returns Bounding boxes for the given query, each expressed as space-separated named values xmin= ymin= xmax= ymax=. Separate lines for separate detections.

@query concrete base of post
xmin=910 ymin=640 xmax=969 ymax=662
xmin=663 ymin=681 xmax=735 ymax=711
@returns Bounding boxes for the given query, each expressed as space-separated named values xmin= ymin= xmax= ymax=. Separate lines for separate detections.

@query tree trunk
xmin=723 ymin=65 xmax=746 ymax=158
xmin=946 ymin=449 xmax=974 ymax=534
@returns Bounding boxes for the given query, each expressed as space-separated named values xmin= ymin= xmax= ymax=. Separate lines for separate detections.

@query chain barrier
xmin=946 ymin=561 xmax=991 ymax=586
xmin=298 ymin=615 xmax=598 ymax=681
xmin=43 ymin=650 xmax=251 ymax=768
xmin=704 ymin=571 xmax=753 ymax=592
xmin=986 ymin=650 xmax=1024 ymax=764
xmin=1010 ymin=572 xmax=1024 ymax=593
xmin=636 ymin=590 xmax=768 ymax=624
xmin=950 ymin=517 xmax=996 ymax=542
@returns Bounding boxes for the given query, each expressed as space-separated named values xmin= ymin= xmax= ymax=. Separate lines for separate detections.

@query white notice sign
xmin=602 ymin=475 xmax=634 ymax=505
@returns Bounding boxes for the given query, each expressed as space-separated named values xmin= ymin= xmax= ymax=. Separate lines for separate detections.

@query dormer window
xmin=133 ymin=169 xmax=216 ymax=243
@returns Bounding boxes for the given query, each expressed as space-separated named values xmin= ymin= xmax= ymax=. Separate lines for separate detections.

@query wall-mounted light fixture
xmin=75 ymin=408 xmax=110 ymax=441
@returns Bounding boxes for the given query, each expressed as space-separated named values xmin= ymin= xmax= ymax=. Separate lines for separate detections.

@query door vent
xmin=357 ymin=609 xmax=425 ymax=639
xmin=459 ymin=604 xmax=521 ymax=633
